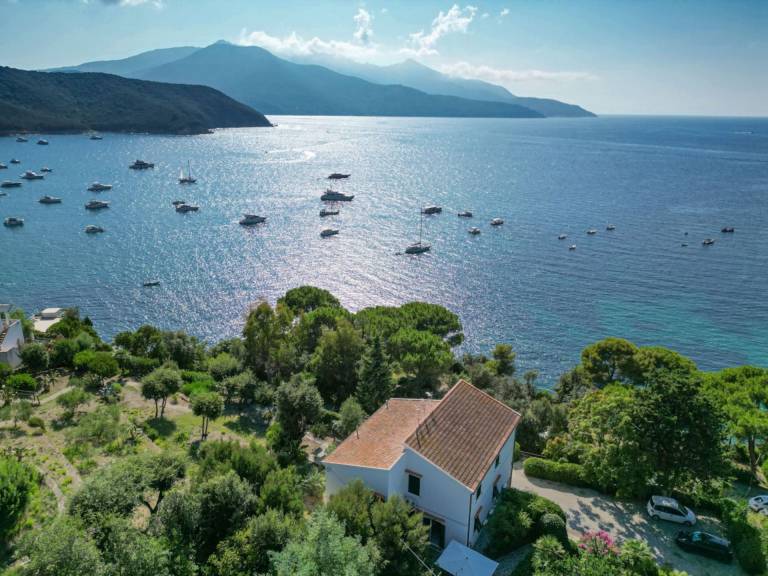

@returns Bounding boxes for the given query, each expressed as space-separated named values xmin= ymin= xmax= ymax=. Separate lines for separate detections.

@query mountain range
xmin=0 ymin=66 xmax=271 ymax=135
xmin=51 ymin=42 xmax=594 ymax=119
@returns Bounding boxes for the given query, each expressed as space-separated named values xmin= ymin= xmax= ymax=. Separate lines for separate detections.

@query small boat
xmin=84 ymin=225 xmax=105 ymax=234
xmin=0 ymin=192 xmax=6 ymax=197
xmin=129 ymin=159 xmax=155 ymax=170
xmin=4 ymin=217 xmax=24 ymax=227
xmin=37 ymin=139 xmax=49 ymax=146
xmin=171 ymin=200 xmax=187 ymax=206
xmin=10 ymin=159 xmax=21 ymax=164
xmin=0 ymin=163 xmax=7 ymax=170
xmin=15 ymin=136 xmax=28 ymax=143
xmin=327 ymin=173 xmax=351 ymax=180
xmin=175 ymin=203 xmax=199 ymax=213
xmin=458 ymin=211 xmax=473 ymax=218
xmin=40 ymin=167 xmax=52 ymax=173
xmin=320 ymin=228 xmax=339 ymax=238
xmin=1 ymin=181 xmax=22 ymax=188
xmin=586 ymin=229 xmax=597 ymax=235
xmin=85 ymin=200 xmax=110 ymax=210
xmin=21 ymin=171 xmax=44 ymax=180
xmin=405 ymin=210 xmax=431 ymax=254
xmin=569 ymin=244 xmax=577 ymax=251
xmin=490 ymin=218 xmax=504 ymax=226
xmin=422 ymin=205 xmax=442 ymax=215
xmin=38 ymin=195 xmax=62 ymax=204
xmin=721 ymin=226 xmax=735 ymax=233
xmin=321 ymin=189 xmax=355 ymax=202
xmin=558 ymin=234 xmax=567 ymax=240
xmin=88 ymin=182 xmax=112 ymax=192
xmin=681 ymin=243 xmax=688 ymax=247
xmin=179 ymin=160 xmax=197 ymax=184
xmin=142 ymin=281 xmax=161 ymax=287
xmin=702 ymin=238 xmax=715 ymax=246
xmin=469 ymin=227 xmax=481 ymax=235
xmin=239 ymin=214 xmax=266 ymax=225
xmin=89 ymin=134 xmax=103 ymax=140
xmin=319 ymin=208 xmax=339 ymax=217
xmin=606 ymin=224 xmax=616 ymax=231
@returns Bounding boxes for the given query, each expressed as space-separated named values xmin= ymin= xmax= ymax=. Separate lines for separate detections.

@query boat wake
xmin=264 ymin=149 xmax=316 ymax=164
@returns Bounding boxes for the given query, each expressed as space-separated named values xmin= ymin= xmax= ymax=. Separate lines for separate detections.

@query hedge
xmin=523 ymin=457 xmax=591 ymax=488
xmin=720 ymin=498 xmax=766 ymax=575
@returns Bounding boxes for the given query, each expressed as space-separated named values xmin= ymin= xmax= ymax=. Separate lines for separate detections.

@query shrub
xmin=27 ymin=415 xmax=46 ymax=430
xmin=116 ymin=353 xmax=160 ymax=377
xmin=720 ymin=498 xmax=766 ymax=575
xmin=7 ymin=373 xmax=38 ymax=393
xmin=524 ymin=457 xmax=590 ymax=488
xmin=181 ymin=370 xmax=216 ymax=397
xmin=536 ymin=512 xmax=568 ymax=546
xmin=0 ymin=456 xmax=39 ymax=536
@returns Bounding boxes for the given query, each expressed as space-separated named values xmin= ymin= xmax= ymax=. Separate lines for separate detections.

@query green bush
xmin=27 ymin=415 xmax=46 ymax=430
xmin=180 ymin=370 xmax=216 ymax=397
xmin=536 ymin=512 xmax=568 ymax=546
xmin=0 ymin=456 xmax=39 ymax=536
xmin=6 ymin=373 xmax=38 ymax=393
xmin=523 ymin=457 xmax=590 ymax=488
xmin=721 ymin=498 xmax=766 ymax=574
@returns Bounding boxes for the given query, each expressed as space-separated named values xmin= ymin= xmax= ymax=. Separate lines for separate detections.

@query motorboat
xmin=469 ymin=227 xmax=481 ymax=235
xmin=4 ymin=217 xmax=24 ymax=227
xmin=0 ymin=163 xmax=7 ymax=170
xmin=422 ymin=205 xmax=442 ymax=215
xmin=88 ymin=182 xmax=113 ymax=192
xmin=586 ymin=228 xmax=597 ymax=235
xmin=89 ymin=134 xmax=103 ymax=140
xmin=1 ymin=181 xmax=22 ymax=188
xmin=179 ymin=160 xmax=197 ymax=184
xmin=10 ymin=159 xmax=20 ymax=164
xmin=129 ymin=159 xmax=155 ymax=170
xmin=569 ymin=244 xmax=577 ymax=251
xmin=143 ymin=281 xmax=161 ymax=287
xmin=239 ymin=214 xmax=266 ymax=225
xmin=321 ymin=188 xmax=354 ymax=201
xmin=0 ymin=192 xmax=6 ymax=197
xmin=39 ymin=196 xmax=62 ymax=204
xmin=702 ymin=238 xmax=715 ymax=246
xmin=320 ymin=228 xmax=339 ymax=238
xmin=37 ymin=139 xmax=49 ymax=146
xmin=15 ymin=136 xmax=28 ymax=143
xmin=328 ymin=173 xmax=351 ymax=180
xmin=171 ymin=200 xmax=187 ymax=206
xmin=558 ymin=234 xmax=567 ymax=240
xmin=606 ymin=224 xmax=616 ymax=231
xmin=490 ymin=218 xmax=504 ymax=226
xmin=21 ymin=171 xmax=44 ymax=180
xmin=681 ymin=243 xmax=688 ymax=247
xmin=85 ymin=200 xmax=110 ymax=210
xmin=405 ymin=210 xmax=431 ymax=254
xmin=175 ymin=203 xmax=199 ymax=213
xmin=721 ymin=227 xmax=735 ymax=233
xmin=319 ymin=208 xmax=339 ymax=217
xmin=40 ymin=167 xmax=53 ymax=173
xmin=458 ymin=211 xmax=473 ymax=218
xmin=84 ymin=225 xmax=105 ymax=234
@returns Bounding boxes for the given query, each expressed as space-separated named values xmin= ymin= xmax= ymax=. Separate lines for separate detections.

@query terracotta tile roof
xmin=323 ymin=398 xmax=440 ymax=469
xmin=405 ymin=380 xmax=521 ymax=490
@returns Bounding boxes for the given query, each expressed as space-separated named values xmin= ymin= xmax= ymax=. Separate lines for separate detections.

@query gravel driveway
xmin=512 ymin=462 xmax=745 ymax=576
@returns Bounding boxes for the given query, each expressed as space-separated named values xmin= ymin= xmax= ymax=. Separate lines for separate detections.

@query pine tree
xmin=356 ymin=337 xmax=394 ymax=414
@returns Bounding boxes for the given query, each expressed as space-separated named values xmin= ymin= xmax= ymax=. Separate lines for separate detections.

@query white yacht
xmin=85 ymin=225 xmax=105 ymax=234
xmin=606 ymin=224 xmax=616 ymax=231
xmin=1 ymin=181 xmax=22 ymax=188
xmin=320 ymin=228 xmax=339 ymax=238
xmin=0 ymin=163 xmax=7 ymax=170
xmin=15 ymin=136 xmax=28 ymax=143
xmin=10 ymin=159 xmax=20 ymax=164
xmin=88 ymin=182 xmax=113 ymax=192
xmin=558 ymin=234 xmax=567 ymax=240
xmin=319 ymin=208 xmax=339 ymax=217
xmin=89 ymin=134 xmax=103 ymax=140
xmin=39 ymin=196 xmax=62 ymax=204
xmin=569 ymin=244 xmax=577 ymax=251
xmin=587 ymin=229 xmax=598 ymax=235
xmin=37 ymin=139 xmax=49 ymax=146
xmin=40 ymin=167 xmax=52 ymax=173
xmin=239 ymin=214 xmax=266 ymax=225
xmin=175 ymin=203 xmax=199 ymax=213
xmin=171 ymin=200 xmax=187 ymax=207
xmin=21 ymin=171 xmax=43 ymax=180
xmin=458 ymin=210 xmax=473 ymax=218
xmin=129 ymin=159 xmax=155 ymax=170
xmin=469 ymin=227 xmax=481 ymax=235
xmin=405 ymin=211 xmax=431 ymax=254
xmin=490 ymin=218 xmax=504 ymax=226
xmin=85 ymin=200 xmax=110 ymax=210
xmin=179 ymin=160 xmax=197 ymax=184
xmin=702 ymin=238 xmax=715 ymax=246
xmin=422 ymin=205 xmax=442 ymax=215
xmin=321 ymin=188 xmax=354 ymax=202
xmin=4 ymin=217 xmax=24 ymax=227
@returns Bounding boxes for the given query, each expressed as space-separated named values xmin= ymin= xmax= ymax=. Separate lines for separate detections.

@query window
xmin=408 ymin=474 xmax=421 ymax=496
xmin=494 ymin=454 xmax=500 ymax=468
xmin=492 ymin=484 xmax=500 ymax=499
xmin=423 ymin=517 xmax=446 ymax=548
xmin=476 ymin=483 xmax=482 ymax=499
xmin=474 ymin=514 xmax=482 ymax=533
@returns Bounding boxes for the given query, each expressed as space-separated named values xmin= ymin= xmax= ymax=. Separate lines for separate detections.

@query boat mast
xmin=418 ymin=210 xmax=423 ymax=245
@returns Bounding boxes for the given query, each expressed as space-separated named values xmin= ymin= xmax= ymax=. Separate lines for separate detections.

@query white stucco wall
xmin=0 ymin=320 xmax=24 ymax=369
xmin=324 ymin=462 xmax=390 ymax=500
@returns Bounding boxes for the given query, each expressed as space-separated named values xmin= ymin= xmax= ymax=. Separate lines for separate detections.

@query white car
xmin=748 ymin=495 xmax=768 ymax=514
xmin=647 ymin=495 xmax=697 ymax=526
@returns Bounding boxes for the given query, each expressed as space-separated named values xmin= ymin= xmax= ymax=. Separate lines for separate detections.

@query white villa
xmin=0 ymin=304 xmax=26 ymax=368
xmin=32 ymin=307 xmax=65 ymax=333
xmin=323 ymin=379 xmax=521 ymax=548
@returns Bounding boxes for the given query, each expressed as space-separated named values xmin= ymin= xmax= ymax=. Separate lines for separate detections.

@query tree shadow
xmin=145 ymin=417 xmax=177 ymax=438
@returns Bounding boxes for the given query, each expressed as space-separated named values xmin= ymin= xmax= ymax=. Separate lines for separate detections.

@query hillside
xmin=59 ymin=43 xmax=544 ymax=119
xmin=48 ymin=46 xmax=200 ymax=78
xmin=0 ymin=66 xmax=272 ymax=135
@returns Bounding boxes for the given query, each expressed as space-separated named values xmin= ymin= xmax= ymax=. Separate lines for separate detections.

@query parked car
xmin=647 ymin=495 xmax=696 ymax=525
xmin=676 ymin=531 xmax=733 ymax=562
xmin=748 ymin=495 xmax=768 ymax=514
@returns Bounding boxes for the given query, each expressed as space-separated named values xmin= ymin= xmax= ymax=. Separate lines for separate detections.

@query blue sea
xmin=1 ymin=116 xmax=766 ymax=385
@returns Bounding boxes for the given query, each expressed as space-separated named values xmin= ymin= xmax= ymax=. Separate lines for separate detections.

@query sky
xmin=1 ymin=0 xmax=766 ymax=116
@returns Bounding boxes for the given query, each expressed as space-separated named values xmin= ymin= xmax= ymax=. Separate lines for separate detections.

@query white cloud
xmin=499 ymin=7 xmax=509 ymax=17
xmin=437 ymin=61 xmax=597 ymax=84
xmin=381 ymin=7 xmax=388 ymax=14
xmin=353 ymin=8 xmax=373 ymax=44
xmin=401 ymin=4 xmax=477 ymax=57
xmin=481 ymin=12 xmax=489 ymax=19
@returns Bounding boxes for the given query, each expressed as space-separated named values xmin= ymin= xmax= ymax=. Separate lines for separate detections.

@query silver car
xmin=647 ymin=495 xmax=697 ymax=526
xmin=748 ymin=495 xmax=768 ymax=515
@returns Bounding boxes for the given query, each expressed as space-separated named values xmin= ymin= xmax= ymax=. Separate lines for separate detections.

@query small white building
xmin=33 ymin=307 xmax=65 ymax=333
xmin=324 ymin=379 xmax=520 ymax=548
xmin=0 ymin=304 xmax=26 ymax=368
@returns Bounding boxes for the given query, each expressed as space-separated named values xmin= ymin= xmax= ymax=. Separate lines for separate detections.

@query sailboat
xmin=179 ymin=160 xmax=197 ymax=184
xmin=405 ymin=210 xmax=431 ymax=254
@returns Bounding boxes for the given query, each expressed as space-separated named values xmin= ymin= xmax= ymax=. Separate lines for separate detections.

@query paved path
xmin=513 ymin=462 xmax=745 ymax=576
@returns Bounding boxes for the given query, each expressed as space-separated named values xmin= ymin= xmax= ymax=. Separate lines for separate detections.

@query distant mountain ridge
xmin=52 ymin=42 xmax=594 ymax=119
xmin=0 ymin=66 xmax=272 ymax=135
